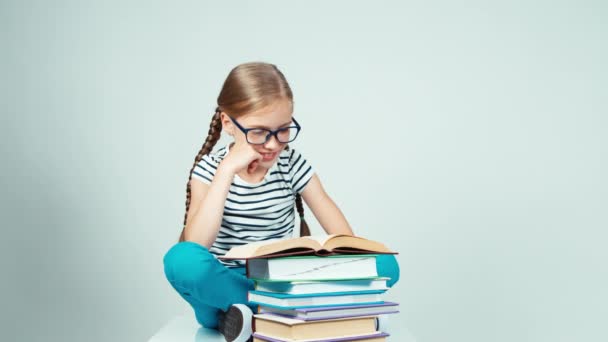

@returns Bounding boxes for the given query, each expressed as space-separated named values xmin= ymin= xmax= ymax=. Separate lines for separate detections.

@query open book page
xmin=300 ymin=234 xmax=339 ymax=247
xmin=324 ymin=235 xmax=394 ymax=253
xmin=221 ymin=234 xmax=395 ymax=259
xmin=302 ymin=234 xmax=393 ymax=253
xmin=220 ymin=239 xmax=275 ymax=259
xmin=221 ymin=236 xmax=322 ymax=259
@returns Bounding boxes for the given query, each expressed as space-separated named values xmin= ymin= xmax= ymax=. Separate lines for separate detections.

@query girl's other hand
xmin=220 ymin=143 xmax=262 ymax=175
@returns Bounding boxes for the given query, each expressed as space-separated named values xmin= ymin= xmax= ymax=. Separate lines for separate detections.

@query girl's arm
xmin=301 ymin=174 xmax=354 ymax=236
xmin=181 ymin=142 xmax=262 ymax=247
xmin=181 ymin=164 xmax=235 ymax=248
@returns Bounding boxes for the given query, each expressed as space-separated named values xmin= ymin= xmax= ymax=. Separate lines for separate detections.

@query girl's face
xmin=223 ymin=99 xmax=294 ymax=170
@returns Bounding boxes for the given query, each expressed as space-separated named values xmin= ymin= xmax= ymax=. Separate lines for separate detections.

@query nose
xmin=264 ymin=133 xmax=281 ymax=150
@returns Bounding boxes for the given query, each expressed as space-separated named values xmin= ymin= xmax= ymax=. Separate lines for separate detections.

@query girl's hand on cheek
xmin=220 ymin=143 xmax=262 ymax=175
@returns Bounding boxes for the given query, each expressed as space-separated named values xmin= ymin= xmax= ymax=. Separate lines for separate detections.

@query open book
xmin=220 ymin=234 xmax=396 ymax=260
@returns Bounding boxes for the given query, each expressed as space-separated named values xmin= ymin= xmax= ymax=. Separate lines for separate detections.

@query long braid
xmin=286 ymin=145 xmax=311 ymax=237
xmin=179 ymin=107 xmax=223 ymax=242
xmin=295 ymin=194 xmax=310 ymax=237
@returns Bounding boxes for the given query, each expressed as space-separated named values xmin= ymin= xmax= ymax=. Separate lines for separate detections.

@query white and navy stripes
xmin=191 ymin=144 xmax=314 ymax=267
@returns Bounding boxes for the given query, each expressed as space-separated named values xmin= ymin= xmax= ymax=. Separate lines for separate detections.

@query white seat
xmin=149 ymin=311 xmax=419 ymax=342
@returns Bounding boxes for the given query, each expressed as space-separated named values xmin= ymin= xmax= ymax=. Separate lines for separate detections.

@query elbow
xmin=181 ymin=226 xmax=213 ymax=249
xmin=182 ymin=227 xmax=195 ymax=243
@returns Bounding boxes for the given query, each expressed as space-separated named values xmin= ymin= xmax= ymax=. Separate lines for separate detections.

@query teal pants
xmin=163 ymin=241 xmax=400 ymax=328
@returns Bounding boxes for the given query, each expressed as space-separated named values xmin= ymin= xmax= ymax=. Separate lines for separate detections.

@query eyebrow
xmin=250 ymin=121 xmax=293 ymax=130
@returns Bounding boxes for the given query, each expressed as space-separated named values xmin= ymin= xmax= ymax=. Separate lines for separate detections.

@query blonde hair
xmin=179 ymin=62 xmax=310 ymax=242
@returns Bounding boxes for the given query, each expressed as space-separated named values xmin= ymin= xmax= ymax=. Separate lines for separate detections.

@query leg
xmin=375 ymin=254 xmax=400 ymax=334
xmin=376 ymin=254 xmax=400 ymax=288
xmin=163 ymin=241 xmax=256 ymax=328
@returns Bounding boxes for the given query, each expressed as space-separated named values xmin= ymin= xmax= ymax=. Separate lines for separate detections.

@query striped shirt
xmin=191 ymin=144 xmax=314 ymax=267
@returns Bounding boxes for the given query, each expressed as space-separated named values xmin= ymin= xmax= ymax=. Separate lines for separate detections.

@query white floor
xmin=148 ymin=313 xmax=225 ymax=342
xmin=148 ymin=312 xmax=419 ymax=342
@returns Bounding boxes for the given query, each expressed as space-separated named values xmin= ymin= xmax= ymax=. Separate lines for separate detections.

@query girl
xmin=163 ymin=62 xmax=400 ymax=342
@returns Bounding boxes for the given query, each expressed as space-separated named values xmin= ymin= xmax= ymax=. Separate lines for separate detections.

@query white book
xmin=247 ymin=255 xmax=378 ymax=281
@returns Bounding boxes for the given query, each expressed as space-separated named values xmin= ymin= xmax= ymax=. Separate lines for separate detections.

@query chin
xmin=259 ymin=158 xmax=278 ymax=169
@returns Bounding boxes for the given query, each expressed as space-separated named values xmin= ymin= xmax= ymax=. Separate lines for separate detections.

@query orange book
xmin=253 ymin=313 xmax=380 ymax=341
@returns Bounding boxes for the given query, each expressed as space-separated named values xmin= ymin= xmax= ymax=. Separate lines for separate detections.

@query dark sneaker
xmin=217 ymin=304 xmax=253 ymax=342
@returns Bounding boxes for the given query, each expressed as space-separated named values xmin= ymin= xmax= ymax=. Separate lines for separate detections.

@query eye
xmin=249 ymin=129 xmax=268 ymax=138
xmin=276 ymin=127 xmax=299 ymax=142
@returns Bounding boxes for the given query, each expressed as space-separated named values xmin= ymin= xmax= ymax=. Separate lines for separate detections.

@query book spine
xmin=260 ymin=310 xmax=400 ymax=321
xmin=249 ymin=300 xmax=386 ymax=310
xmin=250 ymin=289 xmax=386 ymax=299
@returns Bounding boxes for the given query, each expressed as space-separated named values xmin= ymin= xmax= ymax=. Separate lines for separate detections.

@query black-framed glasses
xmin=228 ymin=115 xmax=302 ymax=145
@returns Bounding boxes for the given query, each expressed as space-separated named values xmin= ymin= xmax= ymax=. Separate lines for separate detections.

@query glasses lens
xmin=277 ymin=127 xmax=300 ymax=143
xmin=247 ymin=129 xmax=269 ymax=144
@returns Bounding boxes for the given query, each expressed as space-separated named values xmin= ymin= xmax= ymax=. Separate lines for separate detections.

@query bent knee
xmin=163 ymin=241 xmax=214 ymax=285
xmin=377 ymin=254 xmax=400 ymax=287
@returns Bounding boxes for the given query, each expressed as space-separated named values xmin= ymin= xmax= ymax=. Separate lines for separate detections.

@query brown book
xmin=220 ymin=234 xmax=397 ymax=260
xmin=253 ymin=313 xmax=379 ymax=341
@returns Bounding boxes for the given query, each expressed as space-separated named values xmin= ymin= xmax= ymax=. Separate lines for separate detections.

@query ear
xmin=220 ymin=112 xmax=235 ymax=136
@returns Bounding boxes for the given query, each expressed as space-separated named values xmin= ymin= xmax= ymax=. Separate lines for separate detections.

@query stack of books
xmin=221 ymin=234 xmax=399 ymax=342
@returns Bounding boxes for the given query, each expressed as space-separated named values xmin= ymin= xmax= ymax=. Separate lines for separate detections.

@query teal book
xmin=247 ymin=289 xmax=386 ymax=309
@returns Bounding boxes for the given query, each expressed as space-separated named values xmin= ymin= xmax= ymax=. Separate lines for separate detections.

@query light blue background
xmin=1 ymin=1 xmax=606 ymax=341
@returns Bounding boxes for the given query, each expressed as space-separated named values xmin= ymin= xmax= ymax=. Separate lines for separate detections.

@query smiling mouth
xmin=261 ymin=152 xmax=277 ymax=161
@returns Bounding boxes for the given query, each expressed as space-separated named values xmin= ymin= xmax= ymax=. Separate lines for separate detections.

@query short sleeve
xmin=191 ymin=154 xmax=219 ymax=185
xmin=288 ymin=148 xmax=314 ymax=194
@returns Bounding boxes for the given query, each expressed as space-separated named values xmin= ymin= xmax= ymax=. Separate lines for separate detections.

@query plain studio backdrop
xmin=1 ymin=1 xmax=607 ymax=341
